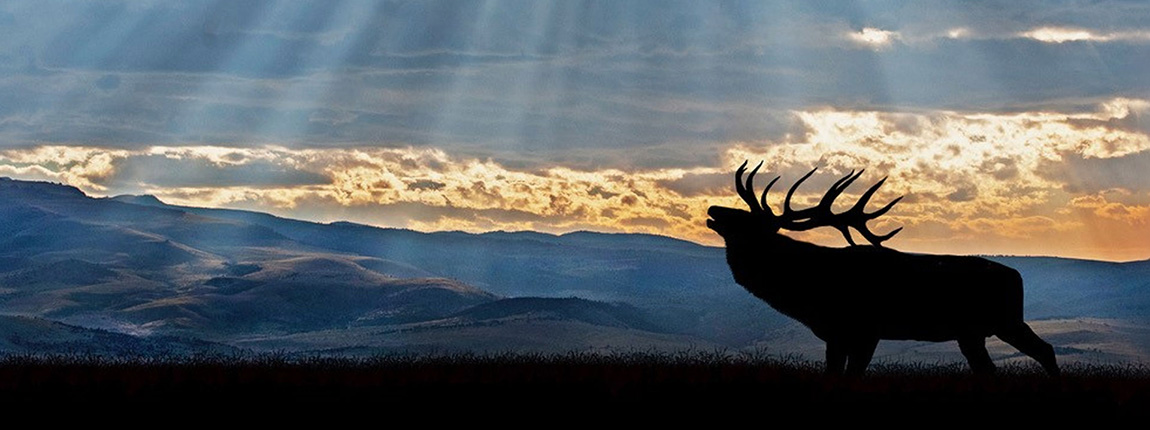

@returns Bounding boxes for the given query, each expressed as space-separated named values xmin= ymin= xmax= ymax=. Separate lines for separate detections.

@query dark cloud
xmin=657 ymin=172 xmax=729 ymax=197
xmin=406 ymin=179 xmax=445 ymax=191
xmin=979 ymin=156 xmax=1020 ymax=181
xmin=657 ymin=202 xmax=693 ymax=221
xmin=586 ymin=185 xmax=618 ymax=199
xmin=548 ymin=194 xmax=574 ymax=216
xmin=374 ymin=201 xmax=553 ymax=225
xmin=880 ymin=113 xmax=929 ymax=136
xmin=105 ymin=155 xmax=330 ymax=188
xmin=946 ymin=184 xmax=978 ymax=202
xmin=273 ymin=197 xmax=566 ymax=228
xmin=619 ymin=216 xmax=670 ymax=229
xmin=1066 ymin=106 xmax=1150 ymax=136
xmin=1038 ymin=150 xmax=1150 ymax=194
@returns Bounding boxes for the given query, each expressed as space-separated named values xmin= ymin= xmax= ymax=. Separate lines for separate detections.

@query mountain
xmin=103 ymin=197 xmax=731 ymax=301
xmin=4 ymin=177 xmax=1150 ymax=363
xmin=0 ymin=178 xmax=498 ymax=343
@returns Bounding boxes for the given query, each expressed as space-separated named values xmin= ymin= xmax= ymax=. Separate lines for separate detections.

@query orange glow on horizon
xmin=3 ymin=99 xmax=1149 ymax=262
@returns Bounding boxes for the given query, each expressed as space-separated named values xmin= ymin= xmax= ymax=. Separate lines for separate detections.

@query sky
xmin=1 ymin=0 xmax=1149 ymax=261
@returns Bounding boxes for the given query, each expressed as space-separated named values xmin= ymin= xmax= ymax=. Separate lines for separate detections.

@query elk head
xmin=706 ymin=160 xmax=904 ymax=247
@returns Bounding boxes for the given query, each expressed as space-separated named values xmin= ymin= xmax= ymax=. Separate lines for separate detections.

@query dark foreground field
xmin=3 ymin=351 xmax=1150 ymax=415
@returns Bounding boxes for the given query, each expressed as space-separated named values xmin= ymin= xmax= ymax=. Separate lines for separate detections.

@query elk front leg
xmin=825 ymin=342 xmax=847 ymax=376
xmin=958 ymin=337 xmax=996 ymax=375
xmin=845 ymin=338 xmax=880 ymax=376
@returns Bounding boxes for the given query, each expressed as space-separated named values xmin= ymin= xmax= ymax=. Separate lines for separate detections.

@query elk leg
xmin=997 ymin=322 xmax=1061 ymax=377
xmin=958 ymin=337 xmax=996 ymax=375
xmin=825 ymin=342 xmax=847 ymax=376
xmin=844 ymin=338 xmax=879 ymax=377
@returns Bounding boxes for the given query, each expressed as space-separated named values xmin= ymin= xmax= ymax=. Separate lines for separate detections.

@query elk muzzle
xmin=707 ymin=205 xmax=752 ymax=236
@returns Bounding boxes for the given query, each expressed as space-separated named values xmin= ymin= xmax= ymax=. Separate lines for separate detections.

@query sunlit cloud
xmin=1019 ymin=26 xmax=1150 ymax=44
xmin=1070 ymin=194 xmax=1150 ymax=224
xmin=0 ymin=146 xmax=128 ymax=191
xmin=847 ymin=27 xmax=901 ymax=49
xmin=946 ymin=28 xmax=971 ymax=40
xmin=1020 ymin=27 xmax=1097 ymax=43
xmin=3 ymin=98 xmax=1150 ymax=261
xmin=897 ymin=25 xmax=1150 ymax=45
xmin=718 ymin=98 xmax=1150 ymax=260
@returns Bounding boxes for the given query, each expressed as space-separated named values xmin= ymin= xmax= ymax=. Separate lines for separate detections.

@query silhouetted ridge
xmin=558 ymin=230 xmax=707 ymax=252
xmin=0 ymin=177 xmax=86 ymax=199
xmin=108 ymin=194 xmax=166 ymax=207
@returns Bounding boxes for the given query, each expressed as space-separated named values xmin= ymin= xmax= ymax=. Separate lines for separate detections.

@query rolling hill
xmin=0 ymin=314 xmax=236 ymax=356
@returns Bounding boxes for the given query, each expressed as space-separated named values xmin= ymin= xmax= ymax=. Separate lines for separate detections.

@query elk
xmin=707 ymin=161 xmax=1060 ymax=376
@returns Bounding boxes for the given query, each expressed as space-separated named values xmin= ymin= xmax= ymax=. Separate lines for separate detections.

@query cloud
xmin=108 ymin=154 xmax=330 ymax=188
xmin=952 ymin=216 xmax=1078 ymax=240
xmin=0 ymin=146 xmax=127 ymax=191
xmin=619 ymin=216 xmax=670 ymax=229
xmin=945 ymin=28 xmax=971 ymax=40
xmin=656 ymin=172 xmax=730 ymax=197
xmin=1039 ymin=149 xmax=1150 ymax=194
xmin=1070 ymin=194 xmax=1150 ymax=224
xmin=946 ymin=184 xmax=978 ymax=202
xmin=1019 ymin=26 xmax=1150 ymax=44
xmin=847 ymin=27 xmax=901 ymax=49
xmin=0 ymin=144 xmax=711 ymax=237
xmin=406 ymin=179 xmax=446 ymax=191
xmin=586 ymin=185 xmax=618 ymax=199
xmin=0 ymin=96 xmax=1141 ymax=258
xmin=720 ymin=98 xmax=1150 ymax=257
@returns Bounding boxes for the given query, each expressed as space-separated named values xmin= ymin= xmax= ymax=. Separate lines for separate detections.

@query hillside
xmin=0 ymin=315 xmax=235 ymax=356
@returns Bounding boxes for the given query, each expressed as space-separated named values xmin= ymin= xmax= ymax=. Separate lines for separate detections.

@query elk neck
xmin=722 ymin=232 xmax=828 ymax=302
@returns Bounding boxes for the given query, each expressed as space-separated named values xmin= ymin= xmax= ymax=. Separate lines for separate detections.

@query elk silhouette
xmin=707 ymin=161 xmax=1060 ymax=376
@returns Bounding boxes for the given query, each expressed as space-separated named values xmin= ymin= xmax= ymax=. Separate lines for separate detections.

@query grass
xmin=3 ymin=349 xmax=1150 ymax=414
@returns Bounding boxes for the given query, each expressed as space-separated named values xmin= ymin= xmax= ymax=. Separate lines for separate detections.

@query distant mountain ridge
xmin=3 ymin=177 xmax=1150 ymax=363
xmin=111 ymin=196 xmax=735 ymax=301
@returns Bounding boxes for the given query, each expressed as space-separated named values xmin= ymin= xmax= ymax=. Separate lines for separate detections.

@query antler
xmin=734 ymin=160 xmax=780 ymax=216
xmin=732 ymin=160 xmax=903 ymax=247
xmin=779 ymin=168 xmax=904 ymax=247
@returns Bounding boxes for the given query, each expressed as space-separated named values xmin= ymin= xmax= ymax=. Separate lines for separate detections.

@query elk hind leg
xmin=825 ymin=342 xmax=847 ymax=376
xmin=958 ymin=337 xmax=996 ymax=375
xmin=844 ymin=338 xmax=879 ymax=377
xmin=997 ymin=322 xmax=1060 ymax=377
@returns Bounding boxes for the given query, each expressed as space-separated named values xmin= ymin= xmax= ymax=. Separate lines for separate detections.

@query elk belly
xmin=866 ymin=279 xmax=1020 ymax=341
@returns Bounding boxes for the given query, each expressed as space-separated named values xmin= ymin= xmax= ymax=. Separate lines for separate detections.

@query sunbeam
xmin=1 ymin=0 xmax=1149 ymax=261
